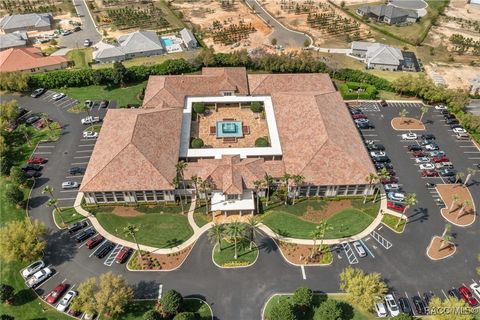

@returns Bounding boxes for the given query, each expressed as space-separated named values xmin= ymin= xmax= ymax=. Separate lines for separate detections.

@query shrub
xmin=143 ymin=309 xmax=163 ymax=320
xmin=314 ymin=299 xmax=343 ymax=320
xmin=293 ymin=287 xmax=314 ymax=310
xmin=339 ymin=82 xmax=377 ymax=100
xmin=159 ymin=289 xmax=183 ymax=316
xmin=193 ymin=102 xmax=205 ymax=114
xmin=250 ymin=101 xmax=263 ymax=113
xmin=9 ymin=166 xmax=26 ymax=186
xmin=269 ymin=301 xmax=297 ymax=320
xmin=4 ymin=184 xmax=23 ymax=206
xmin=0 ymin=284 xmax=14 ymax=303
xmin=173 ymin=312 xmax=196 ymax=320
xmin=255 ymin=137 xmax=269 ymax=147
xmin=191 ymin=138 xmax=204 ymax=149
xmin=0 ymin=315 xmax=14 ymax=320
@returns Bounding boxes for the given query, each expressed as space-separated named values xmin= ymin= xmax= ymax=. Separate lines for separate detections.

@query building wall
xmin=23 ymin=61 xmax=68 ymax=73
xmin=84 ymin=190 xmax=175 ymax=204
xmin=2 ymin=24 xmax=51 ymax=33
xmin=124 ymin=48 xmax=164 ymax=59
xmin=295 ymin=184 xmax=375 ymax=198
xmin=367 ymin=62 xmax=399 ymax=71
xmin=351 ymin=49 xmax=367 ymax=57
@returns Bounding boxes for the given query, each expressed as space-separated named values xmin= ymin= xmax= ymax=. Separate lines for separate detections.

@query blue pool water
xmin=216 ymin=121 xmax=243 ymax=138
xmin=162 ymin=38 xmax=174 ymax=47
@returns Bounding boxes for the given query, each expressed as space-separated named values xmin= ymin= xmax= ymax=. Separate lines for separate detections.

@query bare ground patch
xmin=302 ymin=199 xmax=353 ymax=223
xmin=437 ymin=184 xmax=476 ymax=227
xmin=278 ymin=241 xmax=332 ymax=265
xmin=131 ymin=245 xmax=192 ymax=271
xmin=391 ymin=117 xmax=426 ymax=131
xmin=112 ymin=206 xmax=145 ymax=217
xmin=426 ymin=236 xmax=456 ymax=260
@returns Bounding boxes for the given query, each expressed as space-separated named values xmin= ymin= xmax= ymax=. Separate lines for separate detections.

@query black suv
xmin=75 ymin=228 xmax=95 ymax=242
xmin=373 ymin=155 xmax=390 ymax=163
xmin=68 ymin=221 xmax=88 ymax=234
xmin=420 ymin=133 xmax=435 ymax=140
xmin=408 ymin=145 xmax=423 ymax=151
xmin=22 ymin=164 xmax=42 ymax=171
xmin=412 ymin=296 xmax=427 ymax=315
xmin=367 ymin=144 xmax=385 ymax=151
xmin=25 ymin=170 xmax=42 ymax=178
xmin=95 ymin=241 xmax=115 ymax=259
xmin=398 ymin=297 xmax=413 ymax=316
xmin=68 ymin=167 xmax=85 ymax=175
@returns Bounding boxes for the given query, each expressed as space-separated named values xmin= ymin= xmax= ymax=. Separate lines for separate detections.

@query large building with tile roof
xmin=80 ymin=68 xmax=376 ymax=215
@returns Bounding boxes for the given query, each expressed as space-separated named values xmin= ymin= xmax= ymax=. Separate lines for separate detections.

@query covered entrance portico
xmin=211 ymin=189 xmax=255 ymax=220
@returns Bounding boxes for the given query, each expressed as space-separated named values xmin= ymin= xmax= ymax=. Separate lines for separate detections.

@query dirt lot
xmin=330 ymin=0 xmax=379 ymax=5
xmin=444 ymin=0 xmax=480 ymax=21
xmin=173 ymin=0 xmax=272 ymax=52
xmin=424 ymin=64 xmax=479 ymax=91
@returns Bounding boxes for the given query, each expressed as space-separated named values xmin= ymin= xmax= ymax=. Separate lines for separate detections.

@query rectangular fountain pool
xmin=216 ymin=121 xmax=243 ymax=138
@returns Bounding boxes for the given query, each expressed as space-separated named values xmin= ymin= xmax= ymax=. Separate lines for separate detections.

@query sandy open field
xmin=425 ymin=64 xmax=479 ymax=91
xmin=330 ymin=0 xmax=378 ymax=5
xmin=444 ymin=0 xmax=480 ymax=21
xmin=173 ymin=0 xmax=272 ymax=52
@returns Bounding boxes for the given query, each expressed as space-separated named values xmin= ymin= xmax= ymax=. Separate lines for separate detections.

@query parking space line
xmin=37 ymin=145 xmax=55 ymax=148
xmin=341 ymin=242 xmax=358 ymax=264
xmin=34 ymin=271 xmax=59 ymax=290
xmin=89 ymin=239 xmax=107 ymax=257
xmin=464 ymin=151 xmax=480 ymax=154
xmin=65 ymin=175 xmax=84 ymax=179
xmin=58 ymin=197 xmax=76 ymax=201
xmin=301 ymin=265 xmax=306 ymax=280
xmin=59 ymin=190 xmax=79 ymax=193
xmin=370 ymin=231 xmax=392 ymax=249
xmin=78 ymin=144 xmax=95 ymax=147
xmin=73 ymin=156 xmax=90 ymax=159
xmin=78 ymin=232 xmax=98 ymax=249
xmin=104 ymin=244 xmax=123 ymax=266
xmin=75 ymin=150 xmax=92 ymax=153
xmin=34 ymin=151 xmax=52 ymax=155
xmin=441 ymin=289 xmax=448 ymax=299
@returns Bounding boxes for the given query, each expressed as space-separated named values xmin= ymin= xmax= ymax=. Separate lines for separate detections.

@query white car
xmin=353 ymin=241 xmax=366 ymax=257
xmin=21 ymin=260 xmax=45 ymax=278
xmin=425 ymin=144 xmax=439 ymax=151
xmin=56 ymin=290 xmax=77 ymax=312
xmin=385 ymin=294 xmax=400 ymax=317
xmin=83 ymin=131 xmax=98 ymax=138
xmin=419 ymin=163 xmax=435 ymax=170
xmin=387 ymin=192 xmax=405 ymax=202
xmin=375 ymin=302 xmax=388 ymax=318
xmin=415 ymin=157 xmax=431 ymax=164
xmin=370 ymin=151 xmax=386 ymax=157
xmin=354 ymin=118 xmax=369 ymax=124
xmin=470 ymin=283 xmax=480 ymax=300
xmin=81 ymin=116 xmax=100 ymax=125
xmin=384 ymin=184 xmax=401 ymax=192
xmin=62 ymin=181 xmax=79 ymax=189
xmin=26 ymin=267 xmax=52 ymax=288
xmin=401 ymin=133 xmax=417 ymax=140
xmin=452 ymin=127 xmax=467 ymax=134
xmin=52 ymin=93 xmax=66 ymax=101
xmin=435 ymin=105 xmax=447 ymax=110
xmin=428 ymin=151 xmax=445 ymax=157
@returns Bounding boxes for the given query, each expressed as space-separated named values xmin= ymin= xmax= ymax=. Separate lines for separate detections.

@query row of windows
xmin=92 ymin=190 xmax=168 ymax=203
xmin=298 ymin=185 xmax=368 ymax=197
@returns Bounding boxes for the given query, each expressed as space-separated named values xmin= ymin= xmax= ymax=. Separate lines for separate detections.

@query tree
xmin=428 ymin=296 xmax=472 ymax=320
xmin=112 ymin=61 xmax=127 ymax=87
xmin=264 ymin=174 xmax=273 ymax=207
xmin=0 ymin=284 xmax=14 ymax=303
xmin=449 ymin=194 xmax=460 ymax=212
xmin=226 ymin=222 xmax=246 ymax=260
xmin=192 ymin=102 xmax=205 ymax=114
xmin=208 ymin=224 xmax=224 ymax=252
xmin=457 ymin=199 xmax=472 ymax=220
xmin=291 ymin=174 xmax=305 ymax=205
xmin=190 ymin=138 xmax=204 ymax=148
xmin=0 ymin=218 xmax=46 ymax=262
xmin=250 ymin=101 xmax=263 ymax=113
xmin=269 ymin=301 xmax=297 ymax=320
xmin=364 ymin=173 xmax=378 ymax=204
xmin=293 ymin=287 xmax=314 ymax=313
xmin=419 ymin=105 xmax=429 ymax=122
xmin=9 ymin=167 xmax=26 ymax=186
xmin=339 ymin=266 xmax=388 ymax=312
xmin=309 ymin=226 xmax=322 ymax=259
xmin=391 ymin=314 xmax=414 ymax=320
xmin=271 ymin=38 xmax=277 ymax=46
xmin=95 ymin=272 xmax=133 ymax=317
xmin=175 ymin=161 xmax=188 ymax=204
xmin=170 ymin=177 xmax=184 ymax=215
xmin=200 ymin=179 xmax=212 ymax=215
xmin=173 ymin=312 xmax=196 ymax=320
xmin=397 ymin=193 xmax=416 ymax=228
xmin=0 ymin=314 xmax=14 ymax=320
xmin=253 ymin=179 xmax=262 ymax=213
xmin=464 ymin=168 xmax=477 ymax=186
xmin=440 ymin=224 xmax=453 ymax=250
xmin=198 ymin=47 xmax=215 ymax=67
xmin=314 ymin=299 xmax=343 ymax=320
xmin=282 ymin=172 xmax=291 ymax=205
xmin=303 ymin=38 xmax=311 ymax=47
xmin=47 ymin=198 xmax=65 ymax=226
xmin=159 ymin=289 xmax=183 ymax=317
xmin=123 ymin=224 xmax=144 ymax=264
xmin=246 ymin=216 xmax=259 ymax=250
xmin=455 ymin=171 xmax=465 ymax=184
xmin=143 ymin=309 xmax=163 ymax=320
xmin=191 ymin=175 xmax=200 ymax=208
xmin=398 ymin=108 xmax=409 ymax=123
xmin=0 ymin=100 xmax=18 ymax=123
xmin=4 ymin=184 xmax=23 ymax=206
xmin=70 ymin=277 xmax=98 ymax=316
xmin=16 ymin=124 xmax=31 ymax=147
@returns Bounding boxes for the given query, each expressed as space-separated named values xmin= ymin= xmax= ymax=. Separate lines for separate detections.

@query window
xmin=347 ymin=186 xmax=356 ymax=195
xmin=135 ymin=191 xmax=145 ymax=202
xmin=222 ymin=91 xmax=233 ymax=96
xmin=318 ymin=186 xmax=327 ymax=197
xmin=105 ymin=192 xmax=114 ymax=202
xmin=155 ymin=190 xmax=164 ymax=201
xmin=227 ymin=194 xmax=239 ymax=200
xmin=145 ymin=191 xmax=155 ymax=201
xmin=299 ymin=186 xmax=309 ymax=197
xmin=337 ymin=185 xmax=347 ymax=196
xmin=356 ymin=185 xmax=366 ymax=195
xmin=308 ymin=186 xmax=318 ymax=197
xmin=114 ymin=192 xmax=124 ymax=202
xmin=94 ymin=192 xmax=105 ymax=203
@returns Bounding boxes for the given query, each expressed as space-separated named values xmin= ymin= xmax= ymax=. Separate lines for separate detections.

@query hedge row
xmin=339 ymin=82 xmax=378 ymax=100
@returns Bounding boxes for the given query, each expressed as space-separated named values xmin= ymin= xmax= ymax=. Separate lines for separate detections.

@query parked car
xmin=401 ymin=133 xmax=417 ymax=140
xmin=52 ymin=93 xmax=66 ymax=101
xmin=95 ymin=241 xmax=114 ymax=258
xmin=398 ymin=297 xmax=413 ymax=316
xmin=31 ymin=88 xmax=47 ymax=98
xmin=435 ymin=104 xmax=447 ymax=110
xmin=408 ymin=145 xmax=423 ymax=151
xmin=450 ymin=123 xmax=462 ymax=130
xmin=86 ymin=234 xmax=104 ymax=249
xmin=387 ymin=192 xmax=405 ymax=202
xmin=420 ymin=133 xmax=436 ymax=140
xmin=446 ymin=118 xmax=459 ymax=125
xmin=367 ymin=144 xmax=385 ymax=151
xmin=21 ymin=164 xmax=42 ymax=171
xmin=432 ymin=155 xmax=449 ymax=163
xmin=423 ymin=292 xmax=434 ymax=306
xmin=84 ymin=100 xmax=93 ymax=109
xmin=68 ymin=221 xmax=88 ymax=234
xmin=75 ymin=229 xmax=95 ymax=242
xmin=413 ymin=150 xmax=426 ymax=157
xmin=469 ymin=283 xmax=480 ymax=300
xmin=421 ymin=170 xmax=439 ymax=177
xmin=83 ymin=131 xmax=98 ymax=139
xmin=61 ymin=29 xmax=73 ymax=36
xmin=439 ymin=168 xmax=457 ymax=177
xmin=349 ymin=108 xmax=363 ymax=115
xmin=352 ymin=114 xmax=368 ymax=119
xmin=412 ymin=296 xmax=427 ymax=315
xmin=354 ymin=118 xmax=369 ymax=124
xmin=26 ymin=267 xmax=52 ymax=288
xmin=73 ymin=26 xmax=81 ymax=32
xmin=370 ymin=151 xmax=386 ymax=157
xmin=373 ymin=156 xmax=390 ymax=163
xmin=25 ymin=170 xmax=42 ymax=178
xmin=443 ymin=113 xmax=455 ymax=120
xmin=375 ymin=163 xmax=394 ymax=170
xmin=46 ymin=283 xmax=68 ymax=304
xmin=448 ymin=288 xmax=462 ymax=300
xmin=447 ymin=176 xmax=461 ymax=184
xmin=81 ymin=116 xmax=100 ymax=125
xmin=459 ymin=286 xmax=479 ymax=307
xmin=374 ymin=302 xmax=388 ymax=318
xmin=357 ymin=122 xmax=375 ymax=129
xmin=56 ymin=290 xmax=77 ymax=312
xmin=415 ymin=157 xmax=431 ymax=164
xmin=62 ymin=181 xmax=79 ymax=189
xmin=99 ymin=100 xmax=109 ymax=108
xmin=428 ymin=151 xmax=446 ymax=157
xmin=384 ymin=184 xmax=401 ymax=191
xmin=25 ymin=115 xmax=40 ymax=125
xmin=115 ymin=247 xmax=133 ymax=264
xmin=435 ymin=162 xmax=454 ymax=169
xmin=385 ymin=294 xmax=400 ymax=317
xmin=353 ymin=241 xmax=366 ymax=257
xmin=387 ymin=201 xmax=405 ymax=213
xmin=17 ymin=107 xmax=28 ymax=119
xmin=440 ymin=109 xmax=450 ymax=115
xmin=419 ymin=163 xmax=435 ymax=170
xmin=425 ymin=143 xmax=439 ymax=151
xmin=456 ymin=132 xmax=470 ymax=140
xmin=21 ymin=260 xmax=45 ymax=278
xmin=452 ymin=127 xmax=467 ymax=134
xmin=381 ymin=176 xmax=399 ymax=184
xmin=84 ymin=39 xmax=91 ymax=47
xmin=68 ymin=167 xmax=85 ymax=175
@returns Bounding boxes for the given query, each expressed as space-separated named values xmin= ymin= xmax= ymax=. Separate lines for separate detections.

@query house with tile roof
xmin=80 ymin=67 xmax=377 ymax=216
xmin=0 ymin=47 xmax=68 ymax=73
xmin=0 ymin=31 xmax=28 ymax=50
xmin=0 ymin=13 xmax=53 ymax=33
xmin=356 ymin=4 xmax=418 ymax=25
xmin=351 ymin=41 xmax=419 ymax=71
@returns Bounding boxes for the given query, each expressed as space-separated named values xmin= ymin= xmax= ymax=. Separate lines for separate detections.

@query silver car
xmin=21 ymin=260 xmax=45 ymax=278
xmin=56 ymin=290 xmax=77 ymax=312
xmin=62 ymin=181 xmax=79 ymax=189
xmin=353 ymin=241 xmax=367 ymax=257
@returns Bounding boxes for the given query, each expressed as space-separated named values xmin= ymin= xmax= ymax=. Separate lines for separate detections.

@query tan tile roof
xmin=0 ymin=47 xmax=67 ymax=72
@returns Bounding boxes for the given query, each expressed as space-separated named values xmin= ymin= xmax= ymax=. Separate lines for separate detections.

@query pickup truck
xmin=26 ymin=267 xmax=52 ymax=288
xmin=81 ymin=116 xmax=100 ymax=125
xmin=435 ymin=162 xmax=454 ymax=169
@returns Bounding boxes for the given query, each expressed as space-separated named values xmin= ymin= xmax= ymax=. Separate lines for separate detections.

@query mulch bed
xmin=278 ymin=241 xmax=330 ymax=265
xmin=391 ymin=117 xmax=425 ymax=131
xmin=135 ymin=245 xmax=192 ymax=271
xmin=112 ymin=206 xmax=144 ymax=217
xmin=427 ymin=236 xmax=456 ymax=260
xmin=437 ymin=184 xmax=475 ymax=227
xmin=302 ymin=199 xmax=352 ymax=223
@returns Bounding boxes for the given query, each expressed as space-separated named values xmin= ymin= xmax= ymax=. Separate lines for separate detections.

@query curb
xmin=211 ymin=241 xmax=259 ymax=269
xmin=425 ymin=236 xmax=456 ymax=261
xmin=275 ymin=240 xmax=334 ymax=267
xmin=390 ymin=117 xmax=426 ymax=131
xmin=380 ymin=218 xmax=406 ymax=234
xmin=125 ymin=245 xmax=194 ymax=272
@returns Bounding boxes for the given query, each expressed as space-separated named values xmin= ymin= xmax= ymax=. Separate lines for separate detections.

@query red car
xmin=381 ymin=177 xmax=399 ymax=184
xmin=115 ymin=247 xmax=133 ymax=264
xmin=352 ymin=114 xmax=368 ymax=119
xmin=459 ymin=286 xmax=479 ymax=307
xmin=33 ymin=118 xmax=48 ymax=129
xmin=432 ymin=155 xmax=449 ymax=163
xmin=46 ymin=283 xmax=68 ymax=304
xmin=28 ymin=156 xmax=48 ymax=164
xmin=421 ymin=170 xmax=439 ymax=177
xmin=413 ymin=150 xmax=426 ymax=157
xmin=387 ymin=201 xmax=405 ymax=213
xmin=86 ymin=234 xmax=104 ymax=249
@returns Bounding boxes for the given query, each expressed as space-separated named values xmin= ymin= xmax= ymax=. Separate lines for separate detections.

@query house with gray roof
xmin=0 ymin=31 xmax=28 ymax=50
xmin=351 ymin=41 xmax=419 ymax=71
xmin=0 ymin=13 xmax=53 ymax=33
xmin=180 ymin=28 xmax=198 ymax=50
xmin=356 ymin=5 xmax=418 ymax=25
xmin=93 ymin=30 xmax=165 ymax=64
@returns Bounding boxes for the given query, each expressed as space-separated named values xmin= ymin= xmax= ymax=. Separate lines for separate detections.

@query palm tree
xmin=464 ymin=168 xmax=477 ymax=187
xmin=253 ymin=180 xmax=263 ymax=214
xmin=398 ymin=108 xmax=409 ymax=123
xmin=317 ymin=220 xmax=332 ymax=256
xmin=449 ymin=194 xmax=460 ymax=213
xmin=309 ymin=226 xmax=322 ymax=259
xmin=455 ymin=171 xmax=465 ymax=184
xmin=457 ymin=199 xmax=472 ymax=220
xmin=419 ymin=105 xmax=429 ymax=122
xmin=191 ymin=175 xmax=200 ymax=208
xmin=200 ymin=179 xmax=211 ymax=215
xmin=376 ymin=168 xmax=390 ymax=203
xmin=440 ymin=224 xmax=452 ymax=250
xmin=397 ymin=193 xmax=417 ymax=228
xmin=123 ymin=224 xmax=144 ymax=264
xmin=246 ymin=216 xmax=259 ymax=250
xmin=175 ymin=161 xmax=188 ymax=204
xmin=364 ymin=173 xmax=378 ymax=204
xmin=291 ymin=174 xmax=305 ymax=205
xmin=170 ymin=177 xmax=185 ymax=215
xmin=208 ymin=224 xmax=225 ymax=252
xmin=47 ymin=198 xmax=65 ymax=225
xmin=42 ymin=185 xmax=55 ymax=199
xmin=282 ymin=172 xmax=291 ymax=205
xmin=264 ymin=174 xmax=273 ymax=207
xmin=226 ymin=222 xmax=246 ymax=260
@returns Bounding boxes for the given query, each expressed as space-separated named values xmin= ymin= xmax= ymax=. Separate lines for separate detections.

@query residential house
xmin=351 ymin=41 xmax=418 ymax=71
xmin=0 ymin=31 xmax=28 ymax=50
xmin=0 ymin=47 xmax=68 ymax=73
xmin=0 ymin=13 xmax=53 ymax=33
xmin=180 ymin=28 xmax=198 ymax=50
xmin=356 ymin=5 xmax=418 ymax=25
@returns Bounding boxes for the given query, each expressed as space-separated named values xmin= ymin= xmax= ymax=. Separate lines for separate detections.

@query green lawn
xmin=193 ymin=202 xmax=212 ymax=228
xmin=181 ymin=298 xmax=212 ymax=320
xmin=54 ymin=207 xmax=84 ymax=228
xmin=213 ymin=239 xmax=258 ymax=267
xmin=66 ymin=48 xmax=93 ymax=68
xmin=261 ymin=199 xmax=379 ymax=239
xmin=381 ymin=213 xmax=406 ymax=233
xmin=92 ymin=51 xmax=198 ymax=69
xmin=61 ymin=82 xmax=146 ymax=109
xmin=264 ymin=293 xmax=375 ymax=320
xmin=93 ymin=207 xmax=193 ymax=248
